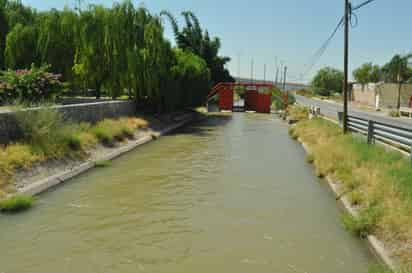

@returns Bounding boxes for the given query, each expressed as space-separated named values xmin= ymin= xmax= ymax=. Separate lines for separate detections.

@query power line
xmin=302 ymin=16 xmax=344 ymax=77
xmin=352 ymin=0 xmax=377 ymax=11
xmin=302 ymin=0 xmax=377 ymax=79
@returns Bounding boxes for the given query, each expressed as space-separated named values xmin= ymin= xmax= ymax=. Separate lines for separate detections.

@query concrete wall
xmin=352 ymin=83 xmax=412 ymax=109
xmin=352 ymin=83 xmax=377 ymax=108
xmin=377 ymin=83 xmax=412 ymax=109
xmin=0 ymin=100 xmax=135 ymax=144
xmin=56 ymin=98 xmax=118 ymax=105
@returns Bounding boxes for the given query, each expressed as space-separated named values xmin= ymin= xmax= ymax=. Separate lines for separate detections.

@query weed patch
xmin=292 ymin=118 xmax=412 ymax=266
xmin=95 ymin=160 xmax=111 ymax=168
xmin=0 ymin=195 xmax=34 ymax=213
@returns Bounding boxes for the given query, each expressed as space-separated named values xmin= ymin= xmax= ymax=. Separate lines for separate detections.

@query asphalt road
xmin=295 ymin=95 xmax=412 ymax=130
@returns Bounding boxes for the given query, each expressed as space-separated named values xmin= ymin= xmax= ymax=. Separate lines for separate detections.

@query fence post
xmin=367 ymin=120 xmax=374 ymax=144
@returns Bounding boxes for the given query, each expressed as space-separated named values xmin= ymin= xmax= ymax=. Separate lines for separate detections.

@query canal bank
xmin=0 ymin=113 xmax=374 ymax=273
xmin=6 ymin=111 xmax=200 ymax=199
xmin=289 ymin=115 xmax=412 ymax=271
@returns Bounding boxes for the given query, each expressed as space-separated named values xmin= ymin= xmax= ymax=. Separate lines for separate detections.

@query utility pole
xmin=343 ymin=0 xmax=350 ymax=133
xmin=264 ymin=64 xmax=267 ymax=83
xmin=283 ymin=66 xmax=288 ymax=110
xmin=279 ymin=62 xmax=283 ymax=88
xmin=237 ymin=52 xmax=241 ymax=80
xmin=251 ymin=59 xmax=254 ymax=84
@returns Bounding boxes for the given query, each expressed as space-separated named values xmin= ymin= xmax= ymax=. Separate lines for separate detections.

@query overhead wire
xmin=300 ymin=0 xmax=378 ymax=80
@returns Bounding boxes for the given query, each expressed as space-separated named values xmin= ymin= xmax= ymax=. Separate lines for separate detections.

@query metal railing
xmin=342 ymin=113 xmax=412 ymax=159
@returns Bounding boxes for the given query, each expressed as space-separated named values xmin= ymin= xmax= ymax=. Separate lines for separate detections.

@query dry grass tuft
xmin=288 ymin=105 xmax=309 ymax=122
xmin=293 ymin=118 xmax=412 ymax=267
xmin=0 ymin=116 xmax=149 ymax=194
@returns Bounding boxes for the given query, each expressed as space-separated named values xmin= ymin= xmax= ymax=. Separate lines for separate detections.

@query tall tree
xmin=161 ymin=10 xmax=233 ymax=85
xmin=311 ymin=67 xmax=344 ymax=96
xmin=381 ymin=54 xmax=412 ymax=109
xmin=4 ymin=23 xmax=38 ymax=69
xmin=0 ymin=0 xmax=8 ymax=69
xmin=74 ymin=5 xmax=110 ymax=98
xmin=36 ymin=8 xmax=78 ymax=82
xmin=353 ymin=63 xmax=381 ymax=85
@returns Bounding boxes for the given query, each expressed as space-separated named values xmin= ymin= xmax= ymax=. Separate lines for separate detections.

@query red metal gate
xmin=208 ymin=82 xmax=273 ymax=113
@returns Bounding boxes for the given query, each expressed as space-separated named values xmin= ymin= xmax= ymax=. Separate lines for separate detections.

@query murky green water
xmin=0 ymin=114 xmax=374 ymax=273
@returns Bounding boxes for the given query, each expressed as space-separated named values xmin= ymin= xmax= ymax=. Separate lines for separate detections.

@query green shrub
xmin=64 ymin=133 xmax=82 ymax=151
xmin=121 ymin=126 xmax=135 ymax=139
xmin=15 ymin=106 xmax=68 ymax=157
xmin=271 ymin=87 xmax=296 ymax=110
xmin=95 ymin=160 xmax=111 ymax=168
xmin=288 ymin=105 xmax=309 ymax=121
xmin=305 ymin=154 xmax=315 ymax=164
xmin=296 ymin=89 xmax=313 ymax=98
xmin=389 ymin=110 xmax=400 ymax=118
xmin=92 ymin=127 xmax=114 ymax=145
xmin=368 ymin=264 xmax=395 ymax=273
xmin=0 ymin=65 xmax=63 ymax=104
xmin=342 ymin=207 xmax=381 ymax=238
xmin=0 ymin=195 xmax=34 ymax=213
xmin=348 ymin=191 xmax=363 ymax=206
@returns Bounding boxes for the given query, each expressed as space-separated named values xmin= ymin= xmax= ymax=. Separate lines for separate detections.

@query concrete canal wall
xmin=12 ymin=112 xmax=197 ymax=198
xmin=0 ymin=100 xmax=135 ymax=144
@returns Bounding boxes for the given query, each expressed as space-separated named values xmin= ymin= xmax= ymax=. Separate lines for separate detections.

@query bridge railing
xmin=338 ymin=112 xmax=412 ymax=159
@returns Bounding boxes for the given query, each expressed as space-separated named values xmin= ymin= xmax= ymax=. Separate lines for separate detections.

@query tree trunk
xmin=397 ymin=82 xmax=402 ymax=110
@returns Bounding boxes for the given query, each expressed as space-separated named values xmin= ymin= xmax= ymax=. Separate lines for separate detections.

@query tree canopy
xmin=0 ymin=0 xmax=222 ymax=111
xmin=381 ymin=54 xmax=412 ymax=83
xmin=311 ymin=67 xmax=344 ymax=96
xmin=161 ymin=10 xmax=233 ymax=84
xmin=353 ymin=63 xmax=381 ymax=85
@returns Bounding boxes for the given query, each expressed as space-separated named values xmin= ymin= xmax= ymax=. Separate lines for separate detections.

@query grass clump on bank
xmin=0 ymin=106 xmax=150 ymax=194
xmin=292 ymin=118 xmax=412 ymax=267
xmin=95 ymin=160 xmax=111 ymax=168
xmin=288 ymin=105 xmax=309 ymax=122
xmin=0 ymin=195 xmax=34 ymax=213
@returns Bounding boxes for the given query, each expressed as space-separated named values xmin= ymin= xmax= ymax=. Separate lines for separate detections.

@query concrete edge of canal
xmin=297 ymin=137 xmax=398 ymax=271
xmin=16 ymin=113 xmax=198 ymax=198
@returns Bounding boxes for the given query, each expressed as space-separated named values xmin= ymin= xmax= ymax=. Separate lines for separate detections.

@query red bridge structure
xmin=207 ymin=82 xmax=273 ymax=113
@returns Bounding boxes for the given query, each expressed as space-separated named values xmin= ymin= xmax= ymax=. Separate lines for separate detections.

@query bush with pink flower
xmin=0 ymin=65 xmax=63 ymax=104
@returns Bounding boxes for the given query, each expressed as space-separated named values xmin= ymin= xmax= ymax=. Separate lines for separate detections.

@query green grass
xmin=288 ymin=105 xmax=309 ymax=122
xmin=0 ymin=108 xmax=149 ymax=194
xmin=288 ymin=127 xmax=298 ymax=140
xmin=368 ymin=264 xmax=395 ymax=273
xmin=389 ymin=110 xmax=400 ymax=118
xmin=0 ymin=195 xmax=34 ymax=213
xmin=342 ymin=207 xmax=381 ymax=238
xmin=95 ymin=160 xmax=111 ymax=168
xmin=292 ymin=118 xmax=412 ymax=266
xmin=92 ymin=126 xmax=115 ymax=145
xmin=305 ymin=154 xmax=315 ymax=164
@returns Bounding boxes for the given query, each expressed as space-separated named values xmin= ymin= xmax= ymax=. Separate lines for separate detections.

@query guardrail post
xmin=410 ymin=143 xmax=412 ymax=162
xmin=367 ymin=120 xmax=374 ymax=144
xmin=338 ymin=112 xmax=344 ymax=127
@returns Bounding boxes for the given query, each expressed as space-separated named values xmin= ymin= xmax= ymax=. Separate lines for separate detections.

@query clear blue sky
xmin=22 ymin=0 xmax=412 ymax=83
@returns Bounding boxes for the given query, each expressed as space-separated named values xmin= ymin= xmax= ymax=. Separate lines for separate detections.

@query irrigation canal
xmin=0 ymin=113 xmax=374 ymax=273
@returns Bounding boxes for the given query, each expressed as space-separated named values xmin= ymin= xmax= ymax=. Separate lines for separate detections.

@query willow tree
xmin=4 ymin=23 xmax=38 ymax=69
xmin=3 ymin=0 xmax=36 ymax=29
xmin=0 ymin=1 xmax=7 ymax=69
xmin=36 ymin=8 xmax=78 ymax=82
xmin=74 ymin=5 xmax=110 ymax=98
